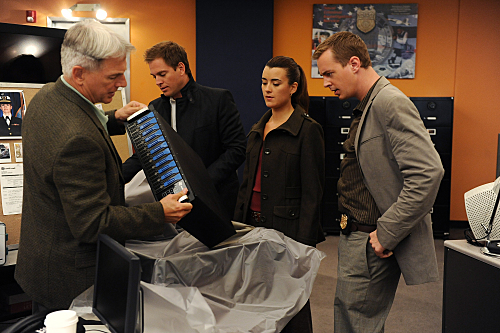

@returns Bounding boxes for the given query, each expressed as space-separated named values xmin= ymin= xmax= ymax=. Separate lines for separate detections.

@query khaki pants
xmin=334 ymin=232 xmax=401 ymax=333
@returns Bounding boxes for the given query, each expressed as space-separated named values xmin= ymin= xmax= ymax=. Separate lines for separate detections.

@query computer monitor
xmin=465 ymin=177 xmax=500 ymax=241
xmin=0 ymin=22 xmax=66 ymax=84
xmin=93 ymin=234 xmax=143 ymax=333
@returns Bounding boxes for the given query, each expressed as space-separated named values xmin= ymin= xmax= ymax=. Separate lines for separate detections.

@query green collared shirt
xmin=61 ymin=75 xmax=109 ymax=133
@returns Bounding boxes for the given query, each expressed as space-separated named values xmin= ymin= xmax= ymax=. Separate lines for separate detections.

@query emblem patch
xmin=356 ymin=7 xmax=376 ymax=33
xmin=340 ymin=214 xmax=348 ymax=229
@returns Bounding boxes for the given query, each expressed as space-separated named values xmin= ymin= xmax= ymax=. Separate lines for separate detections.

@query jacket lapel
xmin=56 ymin=79 xmax=124 ymax=183
xmin=355 ymin=77 xmax=391 ymax=153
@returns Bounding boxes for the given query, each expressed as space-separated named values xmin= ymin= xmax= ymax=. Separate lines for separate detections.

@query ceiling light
xmin=95 ymin=9 xmax=107 ymax=20
xmin=61 ymin=8 xmax=73 ymax=18
xmin=61 ymin=4 xmax=107 ymax=20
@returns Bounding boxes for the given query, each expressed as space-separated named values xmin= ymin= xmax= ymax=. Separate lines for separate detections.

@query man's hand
xmin=115 ymin=101 xmax=147 ymax=121
xmin=369 ymin=230 xmax=393 ymax=258
xmin=159 ymin=188 xmax=193 ymax=224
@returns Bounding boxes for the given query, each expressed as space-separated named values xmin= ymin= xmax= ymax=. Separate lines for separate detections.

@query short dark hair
xmin=144 ymin=41 xmax=191 ymax=76
xmin=312 ymin=31 xmax=372 ymax=68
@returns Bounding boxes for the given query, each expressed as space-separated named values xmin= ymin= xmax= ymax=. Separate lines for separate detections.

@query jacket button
xmin=263 ymin=171 xmax=269 ymax=178
xmin=264 ymin=148 xmax=271 ymax=155
xmin=260 ymin=215 xmax=266 ymax=223
xmin=262 ymin=194 xmax=268 ymax=200
xmin=289 ymin=210 xmax=295 ymax=217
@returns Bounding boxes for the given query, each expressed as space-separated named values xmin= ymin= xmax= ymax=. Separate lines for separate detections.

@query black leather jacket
xmin=123 ymin=77 xmax=246 ymax=216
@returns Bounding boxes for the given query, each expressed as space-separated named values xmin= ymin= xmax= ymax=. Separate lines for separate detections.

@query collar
xmin=249 ymin=105 xmax=308 ymax=138
xmin=160 ymin=77 xmax=195 ymax=106
xmin=354 ymin=77 xmax=381 ymax=116
xmin=364 ymin=76 xmax=392 ymax=111
xmin=61 ymin=75 xmax=109 ymax=133
xmin=354 ymin=76 xmax=393 ymax=148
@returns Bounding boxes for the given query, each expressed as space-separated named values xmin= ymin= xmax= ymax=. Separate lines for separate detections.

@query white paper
xmin=1 ymin=163 xmax=23 ymax=215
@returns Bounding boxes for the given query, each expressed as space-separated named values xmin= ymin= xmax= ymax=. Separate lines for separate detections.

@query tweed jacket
xmin=15 ymin=78 xmax=166 ymax=309
xmin=234 ymin=105 xmax=325 ymax=246
xmin=123 ymin=77 xmax=246 ymax=216
xmin=356 ymin=77 xmax=444 ymax=285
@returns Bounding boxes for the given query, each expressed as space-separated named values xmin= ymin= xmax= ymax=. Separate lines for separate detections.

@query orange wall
xmin=274 ymin=0 xmax=500 ymax=222
xmin=452 ymin=0 xmax=500 ymax=221
xmin=2 ymin=0 xmax=500 ymax=221
xmin=0 ymin=0 xmax=196 ymax=106
xmin=274 ymin=0 xmax=459 ymax=97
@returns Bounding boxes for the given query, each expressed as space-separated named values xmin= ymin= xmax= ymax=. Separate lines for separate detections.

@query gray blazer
xmin=15 ymin=78 xmax=166 ymax=309
xmin=356 ymin=77 xmax=444 ymax=285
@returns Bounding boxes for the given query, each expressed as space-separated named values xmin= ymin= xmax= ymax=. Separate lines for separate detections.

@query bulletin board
xmin=0 ymin=82 xmax=129 ymax=245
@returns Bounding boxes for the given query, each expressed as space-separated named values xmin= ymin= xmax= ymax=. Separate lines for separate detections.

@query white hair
xmin=61 ymin=19 xmax=135 ymax=76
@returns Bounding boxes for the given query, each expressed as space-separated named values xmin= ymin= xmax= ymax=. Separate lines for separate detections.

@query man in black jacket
xmin=123 ymin=41 xmax=246 ymax=217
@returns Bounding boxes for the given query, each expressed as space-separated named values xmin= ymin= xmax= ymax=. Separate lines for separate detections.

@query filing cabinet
xmin=309 ymin=96 xmax=453 ymax=238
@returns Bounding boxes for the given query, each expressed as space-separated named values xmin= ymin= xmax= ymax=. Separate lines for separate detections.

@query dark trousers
xmin=281 ymin=300 xmax=313 ymax=333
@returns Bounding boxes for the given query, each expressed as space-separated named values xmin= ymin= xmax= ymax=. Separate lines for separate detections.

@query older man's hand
xmin=115 ymin=101 xmax=147 ymax=121
xmin=159 ymin=188 xmax=193 ymax=224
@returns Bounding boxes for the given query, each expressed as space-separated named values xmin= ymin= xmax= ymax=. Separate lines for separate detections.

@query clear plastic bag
xmin=127 ymin=226 xmax=325 ymax=333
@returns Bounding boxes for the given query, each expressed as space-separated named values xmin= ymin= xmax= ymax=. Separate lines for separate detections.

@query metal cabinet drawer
xmin=324 ymin=126 xmax=349 ymax=152
xmin=411 ymin=97 xmax=453 ymax=127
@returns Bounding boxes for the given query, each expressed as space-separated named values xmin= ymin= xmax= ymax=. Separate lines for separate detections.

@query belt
xmin=340 ymin=214 xmax=377 ymax=233
xmin=249 ymin=210 xmax=261 ymax=224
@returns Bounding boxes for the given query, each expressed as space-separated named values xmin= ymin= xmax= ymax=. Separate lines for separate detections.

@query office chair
xmin=2 ymin=309 xmax=51 ymax=333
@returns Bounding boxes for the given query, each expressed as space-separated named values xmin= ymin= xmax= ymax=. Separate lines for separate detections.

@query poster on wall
xmin=0 ymin=163 xmax=23 ymax=215
xmin=0 ymin=90 xmax=26 ymax=139
xmin=312 ymin=4 xmax=418 ymax=79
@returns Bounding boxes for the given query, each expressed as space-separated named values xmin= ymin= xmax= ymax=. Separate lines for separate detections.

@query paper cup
xmin=44 ymin=310 xmax=78 ymax=333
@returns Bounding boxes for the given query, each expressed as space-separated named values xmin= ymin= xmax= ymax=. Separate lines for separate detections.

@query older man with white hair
xmin=15 ymin=19 xmax=192 ymax=311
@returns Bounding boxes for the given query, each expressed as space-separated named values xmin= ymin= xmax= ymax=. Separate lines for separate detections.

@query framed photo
xmin=0 ymin=90 xmax=25 ymax=139
xmin=312 ymin=4 xmax=419 ymax=79
xmin=0 ymin=143 xmax=11 ymax=163
xmin=14 ymin=142 xmax=22 ymax=162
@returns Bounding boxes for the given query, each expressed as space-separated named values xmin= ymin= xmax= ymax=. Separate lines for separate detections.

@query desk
xmin=443 ymin=240 xmax=500 ymax=332
xmin=0 ymin=246 xmax=33 ymax=323
xmin=4 ymin=246 xmax=18 ymax=266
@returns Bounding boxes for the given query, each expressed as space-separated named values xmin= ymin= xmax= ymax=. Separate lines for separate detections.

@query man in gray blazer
xmin=313 ymin=32 xmax=444 ymax=332
xmin=15 ymin=19 xmax=192 ymax=311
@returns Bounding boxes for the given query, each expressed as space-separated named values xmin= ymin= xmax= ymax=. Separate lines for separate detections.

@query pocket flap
xmin=273 ymin=205 xmax=300 ymax=219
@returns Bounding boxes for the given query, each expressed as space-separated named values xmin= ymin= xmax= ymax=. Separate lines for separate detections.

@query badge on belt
xmin=340 ymin=214 xmax=352 ymax=236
